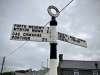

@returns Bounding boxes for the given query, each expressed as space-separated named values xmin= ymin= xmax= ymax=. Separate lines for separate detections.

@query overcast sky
xmin=0 ymin=0 xmax=100 ymax=72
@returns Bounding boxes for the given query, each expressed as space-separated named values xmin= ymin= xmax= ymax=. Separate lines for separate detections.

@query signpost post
xmin=49 ymin=17 xmax=57 ymax=75
xmin=10 ymin=5 xmax=87 ymax=75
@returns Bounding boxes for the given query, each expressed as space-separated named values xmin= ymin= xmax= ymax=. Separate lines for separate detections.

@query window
xmin=93 ymin=73 xmax=98 ymax=75
xmin=74 ymin=70 xmax=79 ymax=75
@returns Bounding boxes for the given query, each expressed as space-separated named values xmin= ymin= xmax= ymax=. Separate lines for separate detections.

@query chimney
xmin=95 ymin=62 xmax=98 ymax=69
xmin=59 ymin=54 xmax=63 ymax=61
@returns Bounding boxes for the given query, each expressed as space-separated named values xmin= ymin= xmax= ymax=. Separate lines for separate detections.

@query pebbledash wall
xmin=58 ymin=54 xmax=100 ymax=75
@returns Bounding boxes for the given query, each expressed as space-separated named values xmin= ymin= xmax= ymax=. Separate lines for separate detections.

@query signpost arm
xmin=50 ymin=17 xmax=57 ymax=75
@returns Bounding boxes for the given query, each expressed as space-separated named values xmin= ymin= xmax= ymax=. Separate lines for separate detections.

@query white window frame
xmin=74 ymin=71 xmax=79 ymax=75
xmin=93 ymin=72 xmax=98 ymax=75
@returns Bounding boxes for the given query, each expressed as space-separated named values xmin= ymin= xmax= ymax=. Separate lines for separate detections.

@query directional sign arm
xmin=57 ymin=32 xmax=87 ymax=48
xmin=10 ymin=31 xmax=50 ymax=42
xmin=10 ymin=24 xmax=51 ymax=42
xmin=12 ymin=24 xmax=50 ymax=33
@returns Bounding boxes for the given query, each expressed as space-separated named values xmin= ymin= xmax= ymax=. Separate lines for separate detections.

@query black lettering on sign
xmin=35 ymin=26 xmax=38 ymax=29
xmin=37 ymin=34 xmax=39 ymax=37
xmin=12 ymin=36 xmax=19 ymax=39
xmin=47 ymin=27 xmax=50 ymax=33
xmin=12 ymin=36 xmax=30 ymax=40
xmin=32 ymin=29 xmax=35 ymax=32
xmin=37 ymin=30 xmax=42 ymax=32
xmin=14 ymin=24 xmax=22 ymax=28
xmin=42 ymin=27 xmax=44 ymax=29
xmin=23 ymin=33 xmax=26 ymax=36
xmin=78 ymin=39 xmax=81 ymax=43
xmin=39 ymin=27 xmax=42 ymax=29
xmin=83 ymin=40 xmax=85 ymax=42
xmin=58 ymin=32 xmax=61 ymax=40
xmin=64 ymin=35 xmax=68 ymax=42
xmin=14 ymin=24 xmax=26 ymax=28
xmin=16 ymin=24 xmax=21 ymax=28
xmin=12 ymin=32 xmax=20 ymax=36
xmin=29 ymin=25 xmax=33 ymax=28
xmin=77 ymin=40 xmax=80 ymax=43
xmin=32 ymin=29 xmax=43 ymax=33
xmin=13 ymin=28 xmax=29 ymax=32
xmin=70 ymin=36 xmax=81 ymax=43
xmin=41 ymin=30 xmax=43 ymax=32
xmin=70 ymin=36 xmax=76 ymax=42
xmin=58 ymin=32 xmax=68 ymax=42
xmin=14 ymin=24 xmax=17 ymax=28
xmin=39 ymin=34 xmax=41 ymax=37
xmin=37 ymin=30 xmax=40 ymax=32
xmin=23 ymin=33 xmax=41 ymax=37
xmin=47 ymin=30 xmax=48 ymax=33
xmin=42 ymin=38 xmax=47 ymax=41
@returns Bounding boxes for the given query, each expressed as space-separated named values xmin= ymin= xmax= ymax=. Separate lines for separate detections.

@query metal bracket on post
xmin=50 ymin=17 xmax=57 ymax=44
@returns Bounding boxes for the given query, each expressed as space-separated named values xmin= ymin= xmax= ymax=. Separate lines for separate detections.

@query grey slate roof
xmin=37 ymin=69 xmax=49 ymax=75
xmin=60 ymin=60 xmax=100 ymax=70
xmin=33 ymin=71 xmax=38 ymax=75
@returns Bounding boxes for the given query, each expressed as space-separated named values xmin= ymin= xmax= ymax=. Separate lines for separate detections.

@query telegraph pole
xmin=1 ymin=57 xmax=5 ymax=75
xmin=47 ymin=59 xmax=48 ymax=68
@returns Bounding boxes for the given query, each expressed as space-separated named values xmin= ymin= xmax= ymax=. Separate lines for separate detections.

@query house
xmin=58 ymin=54 xmax=100 ymax=75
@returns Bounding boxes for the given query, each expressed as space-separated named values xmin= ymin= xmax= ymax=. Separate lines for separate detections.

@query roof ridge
xmin=62 ymin=60 xmax=100 ymax=62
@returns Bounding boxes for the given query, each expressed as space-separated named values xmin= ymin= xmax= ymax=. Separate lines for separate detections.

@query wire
xmin=33 ymin=62 xmax=42 ymax=68
xmin=5 ymin=41 xmax=28 ymax=57
xmin=3 ymin=58 xmax=6 ymax=72
xmin=60 ymin=0 xmax=73 ymax=13
xmin=44 ymin=0 xmax=73 ymax=27
xmin=44 ymin=21 xmax=50 ymax=27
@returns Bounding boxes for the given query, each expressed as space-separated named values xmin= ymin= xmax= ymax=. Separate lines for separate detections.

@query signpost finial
xmin=47 ymin=5 xmax=60 ymax=18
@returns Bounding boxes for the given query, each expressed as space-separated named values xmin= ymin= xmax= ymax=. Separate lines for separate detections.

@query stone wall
xmin=79 ymin=70 xmax=92 ymax=75
xmin=58 ymin=69 xmax=100 ymax=75
xmin=62 ymin=69 xmax=73 ymax=75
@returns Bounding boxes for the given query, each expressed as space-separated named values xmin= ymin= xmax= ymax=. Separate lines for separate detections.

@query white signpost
xmin=10 ymin=24 xmax=50 ymax=42
xmin=10 ymin=5 xmax=87 ymax=75
xmin=12 ymin=24 xmax=50 ymax=33
xmin=57 ymin=32 xmax=87 ymax=48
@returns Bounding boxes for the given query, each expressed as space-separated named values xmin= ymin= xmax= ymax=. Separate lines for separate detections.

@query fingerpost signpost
xmin=10 ymin=5 xmax=87 ymax=75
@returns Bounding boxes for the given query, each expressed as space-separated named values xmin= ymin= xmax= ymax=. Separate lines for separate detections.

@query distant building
xmin=58 ymin=54 xmax=100 ymax=75
xmin=37 ymin=69 xmax=49 ymax=75
xmin=14 ymin=71 xmax=33 ymax=75
xmin=14 ymin=68 xmax=49 ymax=75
